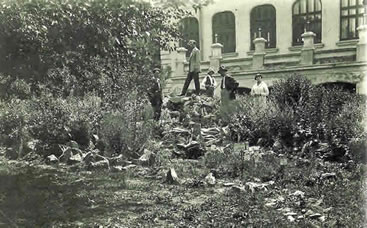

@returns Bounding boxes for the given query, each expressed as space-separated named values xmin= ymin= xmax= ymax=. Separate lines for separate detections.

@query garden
xmin=0 ymin=0 xmax=366 ymax=227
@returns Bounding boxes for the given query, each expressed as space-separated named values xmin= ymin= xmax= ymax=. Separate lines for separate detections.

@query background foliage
xmin=0 ymin=0 xmax=187 ymax=158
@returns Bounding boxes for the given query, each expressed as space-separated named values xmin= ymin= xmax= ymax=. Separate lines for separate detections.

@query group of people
xmin=147 ymin=39 xmax=270 ymax=121
xmin=178 ymin=40 xmax=269 ymax=101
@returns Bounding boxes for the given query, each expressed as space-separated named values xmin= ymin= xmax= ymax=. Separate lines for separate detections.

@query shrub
xmin=27 ymin=94 xmax=102 ymax=157
xmin=221 ymin=95 xmax=296 ymax=147
xmin=270 ymin=74 xmax=313 ymax=109
xmin=223 ymin=74 xmax=366 ymax=162
xmin=99 ymin=91 xmax=155 ymax=158
xmin=0 ymin=99 xmax=31 ymax=158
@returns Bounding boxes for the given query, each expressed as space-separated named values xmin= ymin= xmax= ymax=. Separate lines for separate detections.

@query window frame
xmin=292 ymin=0 xmax=322 ymax=46
xmin=179 ymin=17 xmax=200 ymax=56
xmin=339 ymin=0 xmax=365 ymax=41
xmin=212 ymin=11 xmax=236 ymax=53
xmin=250 ymin=4 xmax=277 ymax=50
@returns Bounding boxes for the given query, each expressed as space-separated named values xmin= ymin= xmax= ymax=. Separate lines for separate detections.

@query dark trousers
xmin=181 ymin=71 xmax=200 ymax=95
xmin=149 ymin=95 xmax=162 ymax=121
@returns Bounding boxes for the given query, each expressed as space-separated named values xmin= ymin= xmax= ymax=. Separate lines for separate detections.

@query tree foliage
xmin=0 ymin=0 xmax=187 ymax=97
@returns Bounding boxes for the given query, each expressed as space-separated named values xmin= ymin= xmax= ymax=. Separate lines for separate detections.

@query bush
xmin=224 ymin=74 xmax=366 ymax=162
xmin=99 ymin=91 xmax=155 ymax=158
xmin=221 ymin=96 xmax=296 ymax=147
xmin=27 ymin=94 xmax=102 ymax=157
xmin=0 ymin=99 xmax=31 ymax=158
xmin=270 ymin=74 xmax=313 ymax=109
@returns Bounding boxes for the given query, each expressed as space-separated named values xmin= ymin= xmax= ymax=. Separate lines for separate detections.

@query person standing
xmin=201 ymin=67 xmax=217 ymax=97
xmin=179 ymin=40 xmax=200 ymax=96
xmin=250 ymin=73 xmax=269 ymax=103
xmin=148 ymin=68 xmax=163 ymax=121
xmin=218 ymin=65 xmax=239 ymax=103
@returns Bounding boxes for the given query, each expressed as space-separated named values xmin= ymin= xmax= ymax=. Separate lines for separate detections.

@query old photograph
xmin=0 ymin=0 xmax=366 ymax=227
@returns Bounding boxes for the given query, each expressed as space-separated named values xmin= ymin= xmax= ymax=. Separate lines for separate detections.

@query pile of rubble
xmin=160 ymin=95 xmax=229 ymax=159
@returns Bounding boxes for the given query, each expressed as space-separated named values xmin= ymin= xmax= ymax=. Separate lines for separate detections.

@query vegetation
xmin=225 ymin=74 xmax=366 ymax=163
xmin=0 ymin=0 xmax=365 ymax=227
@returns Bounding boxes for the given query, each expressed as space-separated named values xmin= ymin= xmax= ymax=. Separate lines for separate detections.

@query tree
xmin=0 ymin=0 xmax=187 ymax=98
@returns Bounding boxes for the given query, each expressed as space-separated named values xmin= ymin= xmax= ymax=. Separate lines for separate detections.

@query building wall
xmin=161 ymin=0 xmax=367 ymax=95
xmin=199 ymin=0 xmax=344 ymax=62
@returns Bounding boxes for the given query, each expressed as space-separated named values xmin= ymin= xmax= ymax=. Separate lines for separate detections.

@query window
xmin=179 ymin=17 xmax=199 ymax=56
xmin=292 ymin=0 xmax=322 ymax=45
xmin=212 ymin=11 xmax=236 ymax=53
xmin=250 ymin=4 xmax=276 ymax=50
xmin=340 ymin=0 xmax=365 ymax=40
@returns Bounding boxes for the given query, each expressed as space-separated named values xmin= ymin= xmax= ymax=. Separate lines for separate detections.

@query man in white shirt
xmin=201 ymin=67 xmax=217 ymax=97
xmin=250 ymin=73 xmax=269 ymax=103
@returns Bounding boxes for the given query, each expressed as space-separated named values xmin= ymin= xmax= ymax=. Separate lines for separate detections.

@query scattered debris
xmin=245 ymin=181 xmax=274 ymax=193
xmin=204 ymin=172 xmax=216 ymax=186
xmin=165 ymin=168 xmax=179 ymax=184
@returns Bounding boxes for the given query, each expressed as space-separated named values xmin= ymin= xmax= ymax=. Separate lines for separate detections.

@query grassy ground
xmin=0 ymin=151 xmax=365 ymax=228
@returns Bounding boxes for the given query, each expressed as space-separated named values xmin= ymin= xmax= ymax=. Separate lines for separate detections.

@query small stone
xmin=320 ymin=172 xmax=336 ymax=180
xmin=287 ymin=215 xmax=295 ymax=222
xmin=68 ymin=153 xmax=82 ymax=165
xmin=134 ymin=149 xmax=155 ymax=166
xmin=291 ymin=190 xmax=305 ymax=198
xmin=166 ymin=168 xmax=179 ymax=184
xmin=204 ymin=173 xmax=216 ymax=186
xmin=46 ymin=154 xmax=58 ymax=164
xmin=309 ymin=213 xmax=322 ymax=219
xmin=223 ymin=182 xmax=235 ymax=187
xmin=318 ymin=216 xmax=326 ymax=222
xmin=110 ymin=166 xmax=124 ymax=172
xmin=88 ymin=159 xmax=110 ymax=171
xmin=122 ymin=164 xmax=137 ymax=170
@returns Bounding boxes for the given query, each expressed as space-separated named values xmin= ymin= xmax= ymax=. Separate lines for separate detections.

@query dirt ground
xmin=0 ymin=154 xmax=365 ymax=228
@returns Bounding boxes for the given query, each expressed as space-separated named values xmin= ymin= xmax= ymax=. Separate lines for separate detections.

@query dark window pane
xmin=179 ymin=17 xmax=199 ymax=56
xmin=341 ymin=18 xmax=349 ymax=39
xmin=250 ymin=4 xmax=276 ymax=49
xmin=293 ymin=0 xmax=322 ymax=45
xmin=212 ymin=11 xmax=236 ymax=53
xmin=349 ymin=17 xmax=356 ymax=37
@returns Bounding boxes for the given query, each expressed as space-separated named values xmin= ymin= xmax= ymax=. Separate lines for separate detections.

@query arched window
xmin=179 ymin=17 xmax=199 ymax=55
xmin=212 ymin=11 xmax=236 ymax=53
xmin=292 ymin=0 xmax=322 ymax=45
xmin=250 ymin=4 xmax=276 ymax=50
xmin=340 ymin=0 xmax=365 ymax=40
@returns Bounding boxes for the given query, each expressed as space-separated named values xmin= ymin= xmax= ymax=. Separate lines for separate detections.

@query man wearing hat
xmin=250 ymin=73 xmax=269 ymax=103
xmin=147 ymin=68 xmax=163 ymax=121
xmin=218 ymin=65 xmax=239 ymax=103
xmin=179 ymin=40 xmax=201 ymax=96
xmin=201 ymin=67 xmax=217 ymax=97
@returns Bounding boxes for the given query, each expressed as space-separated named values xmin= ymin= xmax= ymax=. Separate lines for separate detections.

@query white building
xmin=161 ymin=0 xmax=367 ymax=95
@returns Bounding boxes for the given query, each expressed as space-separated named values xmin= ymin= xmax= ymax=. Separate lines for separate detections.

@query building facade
xmin=161 ymin=0 xmax=367 ymax=95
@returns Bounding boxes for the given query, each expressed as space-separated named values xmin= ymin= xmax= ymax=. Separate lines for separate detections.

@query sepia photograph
xmin=0 ymin=0 xmax=366 ymax=227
